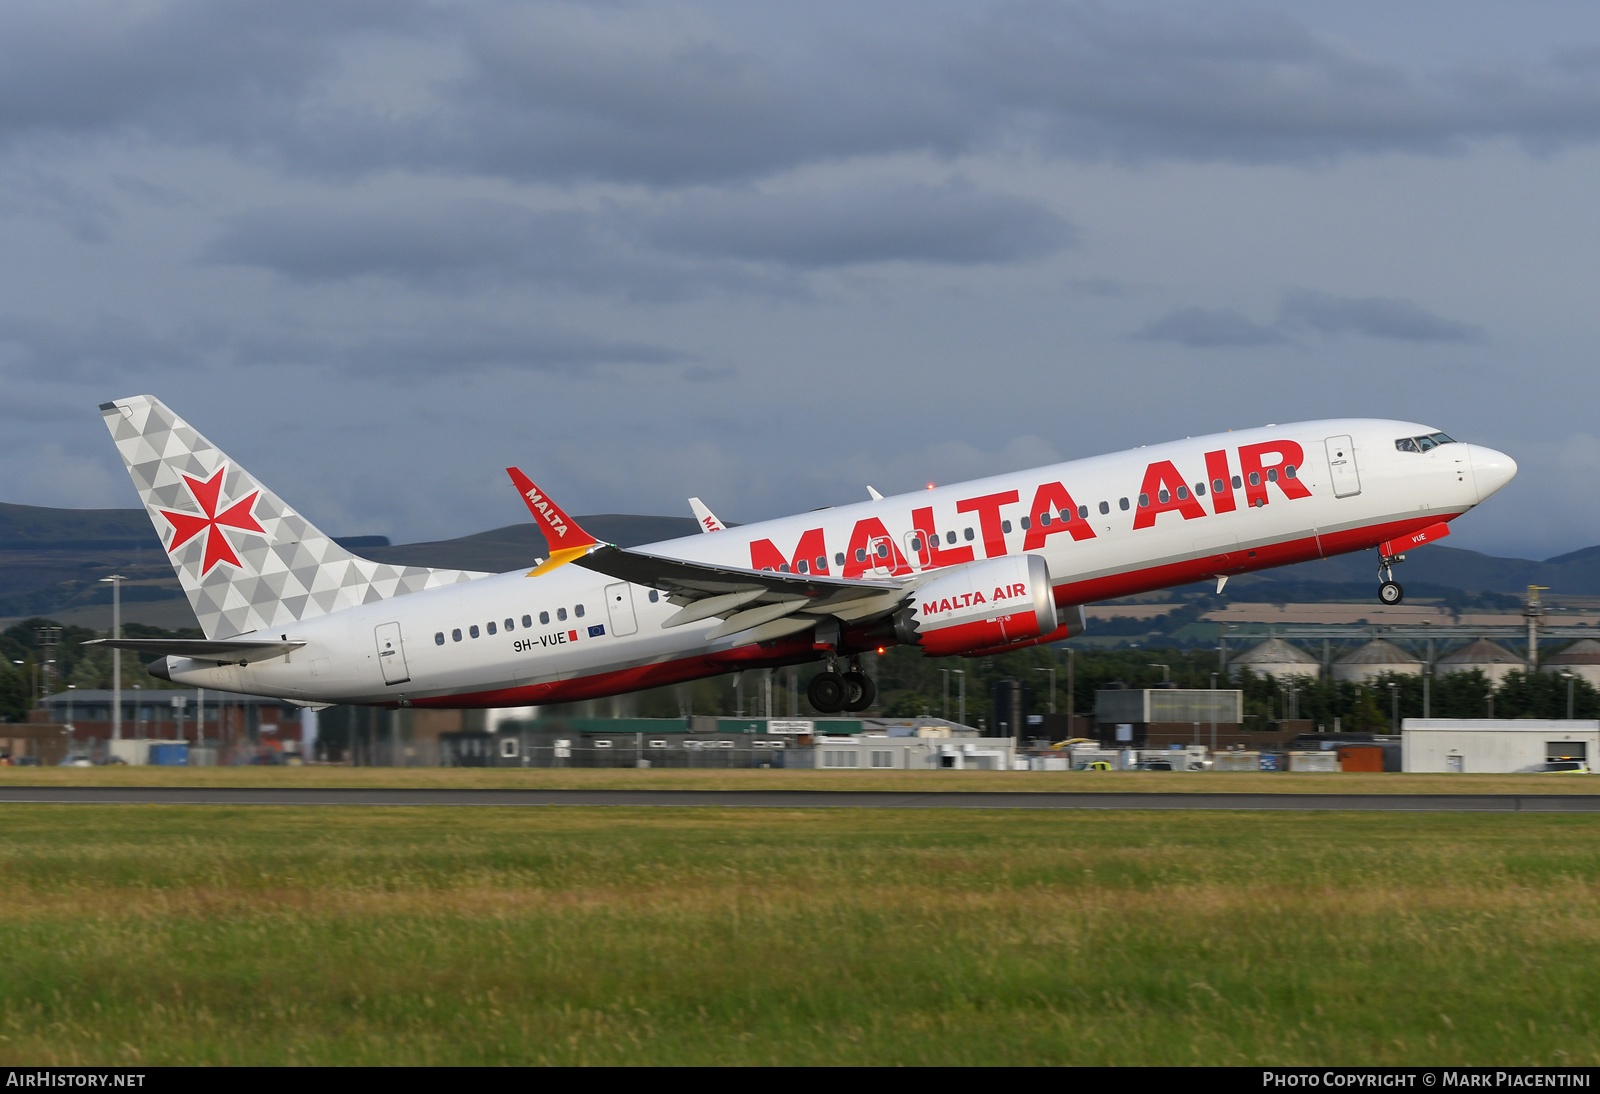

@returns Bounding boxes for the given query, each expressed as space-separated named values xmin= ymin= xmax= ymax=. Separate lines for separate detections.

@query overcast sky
xmin=1 ymin=0 xmax=1598 ymax=561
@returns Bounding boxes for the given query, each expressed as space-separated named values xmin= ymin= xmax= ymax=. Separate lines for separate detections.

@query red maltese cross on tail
xmin=157 ymin=466 xmax=266 ymax=575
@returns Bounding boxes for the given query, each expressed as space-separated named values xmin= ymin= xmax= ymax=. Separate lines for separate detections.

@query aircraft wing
xmin=506 ymin=468 xmax=912 ymax=641
xmin=83 ymin=637 xmax=305 ymax=663
xmin=688 ymin=497 xmax=725 ymax=533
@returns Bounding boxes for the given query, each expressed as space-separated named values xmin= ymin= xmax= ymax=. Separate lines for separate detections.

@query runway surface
xmin=2 ymin=786 xmax=1600 ymax=811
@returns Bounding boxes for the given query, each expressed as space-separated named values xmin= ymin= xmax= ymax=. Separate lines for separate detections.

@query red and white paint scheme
xmin=92 ymin=398 xmax=1516 ymax=714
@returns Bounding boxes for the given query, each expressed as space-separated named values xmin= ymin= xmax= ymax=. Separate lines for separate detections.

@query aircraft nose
xmin=1467 ymin=444 xmax=1517 ymax=502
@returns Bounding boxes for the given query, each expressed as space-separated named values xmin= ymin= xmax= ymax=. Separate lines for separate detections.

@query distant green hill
xmin=3 ymin=501 xmax=1596 ymax=616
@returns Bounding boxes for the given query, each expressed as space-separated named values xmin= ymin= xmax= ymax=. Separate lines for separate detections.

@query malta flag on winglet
xmin=507 ymin=468 xmax=599 ymax=576
xmin=1379 ymin=521 xmax=1451 ymax=558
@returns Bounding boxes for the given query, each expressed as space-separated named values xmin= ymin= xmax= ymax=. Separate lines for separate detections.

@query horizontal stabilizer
xmin=83 ymin=637 xmax=304 ymax=663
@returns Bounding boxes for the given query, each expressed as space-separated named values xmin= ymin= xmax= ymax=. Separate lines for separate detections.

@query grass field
xmin=1 ymin=804 xmax=1598 ymax=1065
xmin=3 ymin=765 xmax=1597 ymax=795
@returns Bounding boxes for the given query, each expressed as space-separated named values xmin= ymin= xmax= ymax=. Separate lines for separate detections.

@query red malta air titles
xmin=90 ymin=398 xmax=1516 ymax=715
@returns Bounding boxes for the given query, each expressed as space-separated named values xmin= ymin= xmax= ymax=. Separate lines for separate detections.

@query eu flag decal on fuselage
xmin=588 ymin=624 xmax=606 ymax=638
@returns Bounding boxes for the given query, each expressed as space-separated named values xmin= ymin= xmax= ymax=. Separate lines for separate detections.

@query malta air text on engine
xmin=923 ymin=583 xmax=1028 ymax=619
xmin=747 ymin=439 xmax=1311 ymax=578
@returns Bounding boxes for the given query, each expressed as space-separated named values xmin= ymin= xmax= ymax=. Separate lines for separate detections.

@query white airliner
xmin=89 ymin=396 xmax=1515 ymax=713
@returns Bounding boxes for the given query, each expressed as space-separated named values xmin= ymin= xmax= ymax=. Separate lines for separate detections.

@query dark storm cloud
xmin=1279 ymin=289 xmax=1487 ymax=343
xmin=1133 ymin=307 xmax=1288 ymax=348
xmin=640 ymin=181 xmax=1073 ymax=267
xmin=2 ymin=3 xmax=1598 ymax=184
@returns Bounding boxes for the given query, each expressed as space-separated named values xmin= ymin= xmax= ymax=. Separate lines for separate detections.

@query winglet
xmin=689 ymin=497 xmax=725 ymax=533
xmin=507 ymin=468 xmax=599 ymax=576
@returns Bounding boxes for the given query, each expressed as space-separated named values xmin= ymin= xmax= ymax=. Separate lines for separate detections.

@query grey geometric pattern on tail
xmin=100 ymin=395 xmax=486 ymax=640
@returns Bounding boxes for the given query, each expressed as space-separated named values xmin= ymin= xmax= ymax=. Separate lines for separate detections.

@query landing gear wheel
xmin=808 ymin=672 xmax=847 ymax=713
xmin=841 ymin=671 xmax=875 ymax=712
xmin=1379 ymin=581 xmax=1404 ymax=605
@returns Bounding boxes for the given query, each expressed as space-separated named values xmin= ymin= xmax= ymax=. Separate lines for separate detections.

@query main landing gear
xmin=1378 ymin=551 xmax=1405 ymax=605
xmin=807 ymin=656 xmax=876 ymax=714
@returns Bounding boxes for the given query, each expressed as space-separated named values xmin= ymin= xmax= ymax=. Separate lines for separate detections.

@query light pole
xmin=1387 ymin=681 xmax=1400 ymax=733
xmin=1562 ymin=672 xmax=1576 ymax=720
xmin=1033 ymin=666 xmax=1057 ymax=714
xmin=941 ymin=668 xmax=950 ymax=721
xmin=1209 ymin=671 xmax=1218 ymax=752
xmin=953 ymin=668 xmax=966 ymax=728
xmin=100 ymin=575 xmax=125 ymax=742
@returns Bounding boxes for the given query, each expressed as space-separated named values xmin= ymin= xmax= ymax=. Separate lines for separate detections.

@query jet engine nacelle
xmin=895 ymin=554 xmax=1059 ymax=656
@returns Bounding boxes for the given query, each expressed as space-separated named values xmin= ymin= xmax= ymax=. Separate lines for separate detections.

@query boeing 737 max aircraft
xmin=89 ymin=396 xmax=1515 ymax=713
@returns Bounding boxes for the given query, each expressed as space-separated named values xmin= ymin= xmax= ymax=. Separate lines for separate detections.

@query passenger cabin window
xmin=1039 ymin=512 xmax=1052 ymax=526
xmin=779 ymin=563 xmax=789 ymax=572
xmin=1099 ymin=501 xmax=1110 ymax=515
xmin=434 ymin=632 xmax=445 ymax=645
xmin=1119 ymin=497 xmax=1129 ymax=511
xmin=469 ymin=625 xmax=480 ymax=639
xmin=855 ymin=548 xmax=867 ymax=562
xmin=452 ymin=628 xmax=462 ymax=642
xmin=1001 ymin=520 xmax=1012 ymax=534
xmin=875 ymin=542 xmax=889 ymax=558
xmin=945 ymin=531 xmax=956 ymax=545
xmin=1286 ymin=465 xmax=1297 ymax=478
xmin=835 ymin=552 xmax=846 ymax=566
xmin=1267 ymin=469 xmax=1278 ymax=482
xmin=815 ymin=556 xmax=826 ymax=571
xmin=539 ymin=611 xmax=549 ymax=625
xmin=574 ymin=604 xmax=585 ymax=618
xmin=505 ymin=618 xmax=515 ymax=631
xmin=1195 ymin=483 xmax=1206 ymax=496
xmin=557 ymin=608 xmax=567 ymax=621
xmin=1078 ymin=505 xmax=1088 ymax=519
xmin=1232 ymin=475 xmax=1242 ymax=489
xmin=648 ymin=591 xmax=659 ymax=603
xmin=1138 ymin=494 xmax=1150 ymax=508
xmin=522 ymin=615 xmax=532 ymax=628
xmin=1020 ymin=516 xmax=1031 ymax=530
xmin=1158 ymin=489 xmax=1169 ymax=503
xmin=1249 ymin=472 xmax=1261 ymax=486
xmin=486 ymin=621 xmax=497 ymax=635
xmin=796 ymin=559 xmax=808 ymax=573
xmin=963 ymin=527 xmax=975 ymax=541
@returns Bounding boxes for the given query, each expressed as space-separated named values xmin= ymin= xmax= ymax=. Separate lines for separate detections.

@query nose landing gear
xmin=1378 ymin=551 xmax=1405 ymax=605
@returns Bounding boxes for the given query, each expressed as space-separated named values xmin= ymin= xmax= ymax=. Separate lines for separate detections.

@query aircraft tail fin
xmin=100 ymin=395 xmax=484 ymax=640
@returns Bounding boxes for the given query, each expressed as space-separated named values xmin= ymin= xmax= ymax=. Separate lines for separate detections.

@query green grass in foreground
xmin=1 ymin=806 xmax=1598 ymax=1065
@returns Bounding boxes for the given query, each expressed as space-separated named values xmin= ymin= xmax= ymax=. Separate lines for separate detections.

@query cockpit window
xmin=1396 ymin=432 xmax=1456 ymax=453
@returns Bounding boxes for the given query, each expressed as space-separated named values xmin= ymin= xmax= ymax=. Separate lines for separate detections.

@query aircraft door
xmin=1325 ymin=435 xmax=1361 ymax=498
xmin=868 ymin=536 xmax=895 ymax=576
xmin=374 ymin=621 xmax=410 ymax=685
xmin=605 ymin=582 xmax=639 ymax=636
xmin=904 ymin=530 xmax=930 ymax=571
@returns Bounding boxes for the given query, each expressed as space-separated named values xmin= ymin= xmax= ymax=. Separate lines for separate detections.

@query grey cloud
xmin=206 ymin=198 xmax=798 ymax=301
xmin=238 ymin=324 xmax=692 ymax=375
xmin=640 ymin=181 xmax=1072 ymax=267
xmin=1279 ymin=289 xmax=1486 ymax=343
xmin=1 ymin=4 xmax=1598 ymax=185
xmin=1133 ymin=307 xmax=1288 ymax=348
xmin=0 ymin=314 xmax=209 ymax=377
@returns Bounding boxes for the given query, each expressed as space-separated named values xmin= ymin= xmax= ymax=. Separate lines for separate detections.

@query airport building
xmin=1401 ymin=719 xmax=1599 ymax=773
